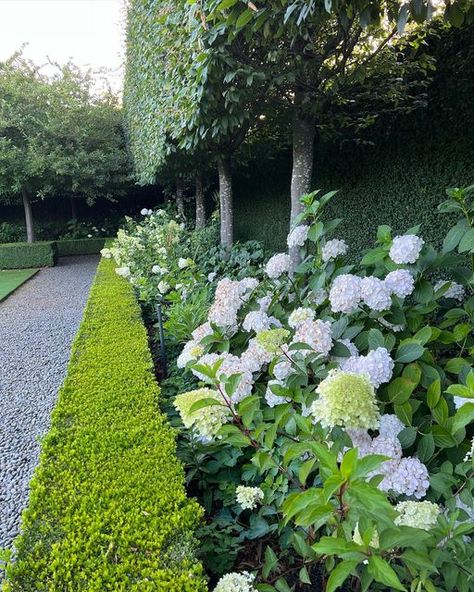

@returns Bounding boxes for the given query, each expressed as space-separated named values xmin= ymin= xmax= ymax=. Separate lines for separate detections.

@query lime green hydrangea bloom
xmin=394 ymin=501 xmax=440 ymax=530
xmin=174 ymin=388 xmax=229 ymax=440
xmin=311 ymin=370 xmax=380 ymax=430
xmin=256 ymin=328 xmax=290 ymax=353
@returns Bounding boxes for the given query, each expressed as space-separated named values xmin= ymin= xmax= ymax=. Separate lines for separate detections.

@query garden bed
xmin=2 ymin=258 xmax=206 ymax=591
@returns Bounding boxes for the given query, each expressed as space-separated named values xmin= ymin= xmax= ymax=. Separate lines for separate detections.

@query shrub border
xmin=3 ymin=258 xmax=206 ymax=592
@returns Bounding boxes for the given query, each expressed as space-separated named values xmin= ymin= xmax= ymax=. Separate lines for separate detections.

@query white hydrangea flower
xmin=322 ymin=239 xmax=348 ymax=262
xmin=265 ymin=379 xmax=290 ymax=407
xmin=395 ymin=501 xmax=440 ymax=530
xmin=329 ymin=274 xmax=362 ymax=314
xmin=346 ymin=428 xmax=373 ymax=456
xmin=273 ymin=354 xmax=294 ymax=381
xmin=236 ymin=486 xmax=264 ymax=510
xmin=388 ymin=457 xmax=430 ymax=499
xmin=214 ymin=571 xmax=257 ymax=592
xmin=158 ymin=280 xmax=170 ymax=294
xmin=360 ymin=276 xmax=392 ymax=311
xmin=288 ymin=307 xmax=315 ymax=329
xmin=240 ymin=339 xmax=274 ymax=373
xmin=207 ymin=271 xmax=217 ymax=283
xmin=379 ymin=414 xmax=405 ymax=439
xmin=384 ymin=269 xmax=415 ymax=298
xmin=208 ymin=279 xmax=242 ymax=327
xmin=243 ymin=310 xmax=280 ymax=333
xmin=100 ymin=248 xmax=112 ymax=259
xmin=341 ymin=347 xmax=394 ymax=388
xmin=287 ymin=225 xmax=309 ymax=248
xmin=265 ymin=253 xmax=291 ymax=279
xmin=177 ymin=340 xmax=205 ymax=369
xmin=140 ymin=208 xmax=152 ymax=216
xmin=257 ymin=293 xmax=273 ymax=312
xmin=192 ymin=322 xmax=213 ymax=342
xmin=238 ymin=277 xmax=259 ymax=296
xmin=293 ymin=319 xmax=333 ymax=356
xmin=368 ymin=435 xmax=403 ymax=489
xmin=389 ymin=234 xmax=424 ymax=264
xmin=178 ymin=257 xmax=192 ymax=269
xmin=115 ymin=266 xmax=130 ymax=278
xmin=434 ymin=280 xmax=465 ymax=302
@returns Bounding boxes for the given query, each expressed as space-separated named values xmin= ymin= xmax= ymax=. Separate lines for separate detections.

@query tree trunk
xmin=289 ymin=112 xmax=316 ymax=268
xmin=218 ymin=157 xmax=233 ymax=250
xmin=22 ymin=188 xmax=35 ymax=243
xmin=70 ymin=195 xmax=78 ymax=223
xmin=176 ymin=177 xmax=185 ymax=219
xmin=195 ymin=172 xmax=205 ymax=230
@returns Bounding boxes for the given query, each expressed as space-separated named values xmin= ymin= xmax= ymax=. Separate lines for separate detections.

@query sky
xmin=0 ymin=0 xmax=125 ymax=91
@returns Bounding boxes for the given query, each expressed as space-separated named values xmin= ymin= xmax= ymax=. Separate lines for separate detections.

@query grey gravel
xmin=0 ymin=256 xmax=99 ymax=550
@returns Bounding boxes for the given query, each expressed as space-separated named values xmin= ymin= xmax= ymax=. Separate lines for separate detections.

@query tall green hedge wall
xmin=234 ymin=24 xmax=474 ymax=254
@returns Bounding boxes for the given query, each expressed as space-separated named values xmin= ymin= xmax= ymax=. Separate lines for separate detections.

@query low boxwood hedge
xmin=3 ymin=258 xmax=206 ymax=592
xmin=55 ymin=238 xmax=107 ymax=257
xmin=0 ymin=241 xmax=57 ymax=269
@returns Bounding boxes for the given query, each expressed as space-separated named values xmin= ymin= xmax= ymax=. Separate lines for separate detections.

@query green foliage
xmin=1 ymin=258 xmax=206 ymax=592
xmin=55 ymin=238 xmax=107 ymax=257
xmin=0 ymin=241 xmax=57 ymax=269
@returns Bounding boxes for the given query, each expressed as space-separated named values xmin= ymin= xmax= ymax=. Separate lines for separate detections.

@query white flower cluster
xmin=236 ymin=485 xmax=264 ymax=510
xmin=322 ymin=239 xmax=348 ymax=262
xmin=329 ymin=274 xmax=362 ymax=313
xmin=293 ymin=319 xmax=333 ymax=356
xmin=394 ymin=501 xmax=440 ymax=530
xmin=287 ymin=225 xmax=309 ymax=249
xmin=214 ymin=572 xmax=257 ymax=592
xmin=389 ymin=234 xmax=424 ymax=264
xmin=347 ymin=415 xmax=430 ymax=499
xmin=384 ymin=269 xmax=415 ymax=298
xmin=177 ymin=340 xmax=205 ymax=369
xmin=288 ymin=307 xmax=315 ymax=328
xmin=241 ymin=338 xmax=274 ymax=373
xmin=265 ymin=253 xmax=290 ymax=279
xmin=243 ymin=310 xmax=280 ymax=333
xmin=341 ymin=347 xmax=394 ymax=388
xmin=178 ymin=257 xmax=193 ymax=269
xmin=360 ymin=277 xmax=392 ymax=311
xmin=140 ymin=208 xmax=153 ymax=215
xmin=265 ymin=379 xmax=290 ymax=407
xmin=208 ymin=278 xmax=258 ymax=328
xmin=115 ymin=266 xmax=131 ymax=278
xmin=158 ymin=280 xmax=170 ymax=294
xmin=434 ymin=280 xmax=465 ymax=302
xmin=100 ymin=247 xmax=112 ymax=259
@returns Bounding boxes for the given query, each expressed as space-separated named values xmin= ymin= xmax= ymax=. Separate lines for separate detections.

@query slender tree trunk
xmin=218 ymin=157 xmax=233 ymax=250
xmin=289 ymin=111 xmax=316 ymax=268
xmin=70 ymin=195 xmax=78 ymax=223
xmin=176 ymin=177 xmax=185 ymax=219
xmin=195 ymin=172 xmax=205 ymax=230
xmin=22 ymin=188 xmax=35 ymax=243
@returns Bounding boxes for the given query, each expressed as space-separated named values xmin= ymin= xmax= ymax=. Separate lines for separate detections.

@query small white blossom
xmin=379 ymin=414 xmax=405 ymax=439
xmin=177 ymin=340 xmax=204 ymax=369
xmin=178 ymin=257 xmax=191 ymax=269
xmin=389 ymin=234 xmax=424 ymax=264
xmin=287 ymin=225 xmax=309 ymax=248
xmin=293 ymin=319 xmax=333 ymax=356
xmin=100 ymin=248 xmax=112 ymax=259
xmin=115 ymin=266 xmax=130 ymax=278
xmin=265 ymin=253 xmax=291 ymax=279
xmin=322 ymin=239 xmax=348 ymax=262
xmin=158 ymin=280 xmax=170 ymax=294
xmin=140 ymin=208 xmax=152 ymax=216
xmin=214 ymin=571 xmax=257 ymax=592
xmin=243 ymin=310 xmax=280 ymax=333
xmin=360 ymin=276 xmax=392 ymax=311
xmin=341 ymin=347 xmax=394 ymax=388
xmin=434 ymin=280 xmax=465 ymax=302
xmin=288 ymin=307 xmax=315 ymax=329
xmin=385 ymin=269 xmax=415 ymax=298
xmin=241 ymin=339 xmax=274 ymax=373
xmin=207 ymin=272 xmax=217 ymax=282
xmin=236 ymin=486 xmax=264 ymax=510
xmin=329 ymin=274 xmax=362 ymax=314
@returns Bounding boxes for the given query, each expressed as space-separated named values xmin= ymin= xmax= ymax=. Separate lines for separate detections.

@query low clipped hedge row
xmin=55 ymin=237 xmax=107 ymax=257
xmin=3 ymin=258 xmax=206 ymax=592
xmin=0 ymin=241 xmax=57 ymax=269
xmin=0 ymin=238 xmax=107 ymax=269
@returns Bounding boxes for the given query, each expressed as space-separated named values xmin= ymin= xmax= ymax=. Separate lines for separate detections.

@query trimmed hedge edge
xmin=0 ymin=242 xmax=57 ymax=269
xmin=2 ymin=258 xmax=206 ymax=592
xmin=55 ymin=238 xmax=108 ymax=257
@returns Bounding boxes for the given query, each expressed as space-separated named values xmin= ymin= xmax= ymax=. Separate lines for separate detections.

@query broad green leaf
xmin=367 ymin=556 xmax=406 ymax=591
xmin=326 ymin=560 xmax=360 ymax=592
xmin=395 ymin=342 xmax=425 ymax=363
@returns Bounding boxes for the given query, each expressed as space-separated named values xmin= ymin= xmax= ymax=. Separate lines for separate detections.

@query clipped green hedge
xmin=0 ymin=241 xmax=57 ymax=269
xmin=3 ymin=258 xmax=206 ymax=592
xmin=55 ymin=237 xmax=107 ymax=256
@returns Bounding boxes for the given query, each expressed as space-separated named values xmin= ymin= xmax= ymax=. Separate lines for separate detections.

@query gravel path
xmin=0 ymin=256 xmax=99 ymax=550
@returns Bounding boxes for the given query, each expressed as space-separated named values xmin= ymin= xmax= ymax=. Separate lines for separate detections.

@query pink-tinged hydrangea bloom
xmin=287 ymin=225 xmax=309 ymax=248
xmin=434 ymin=279 xmax=465 ymax=302
xmin=208 ymin=279 xmax=242 ymax=327
xmin=293 ymin=319 xmax=333 ymax=356
xmin=192 ymin=321 xmax=213 ymax=342
xmin=240 ymin=339 xmax=274 ymax=373
xmin=265 ymin=253 xmax=291 ymax=279
xmin=389 ymin=234 xmax=424 ymax=264
xmin=360 ymin=276 xmax=392 ymax=311
xmin=329 ymin=274 xmax=362 ymax=313
xmin=322 ymin=238 xmax=348 ymax=262
xmin=385 ymin=269 xmax=415 ymax=298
